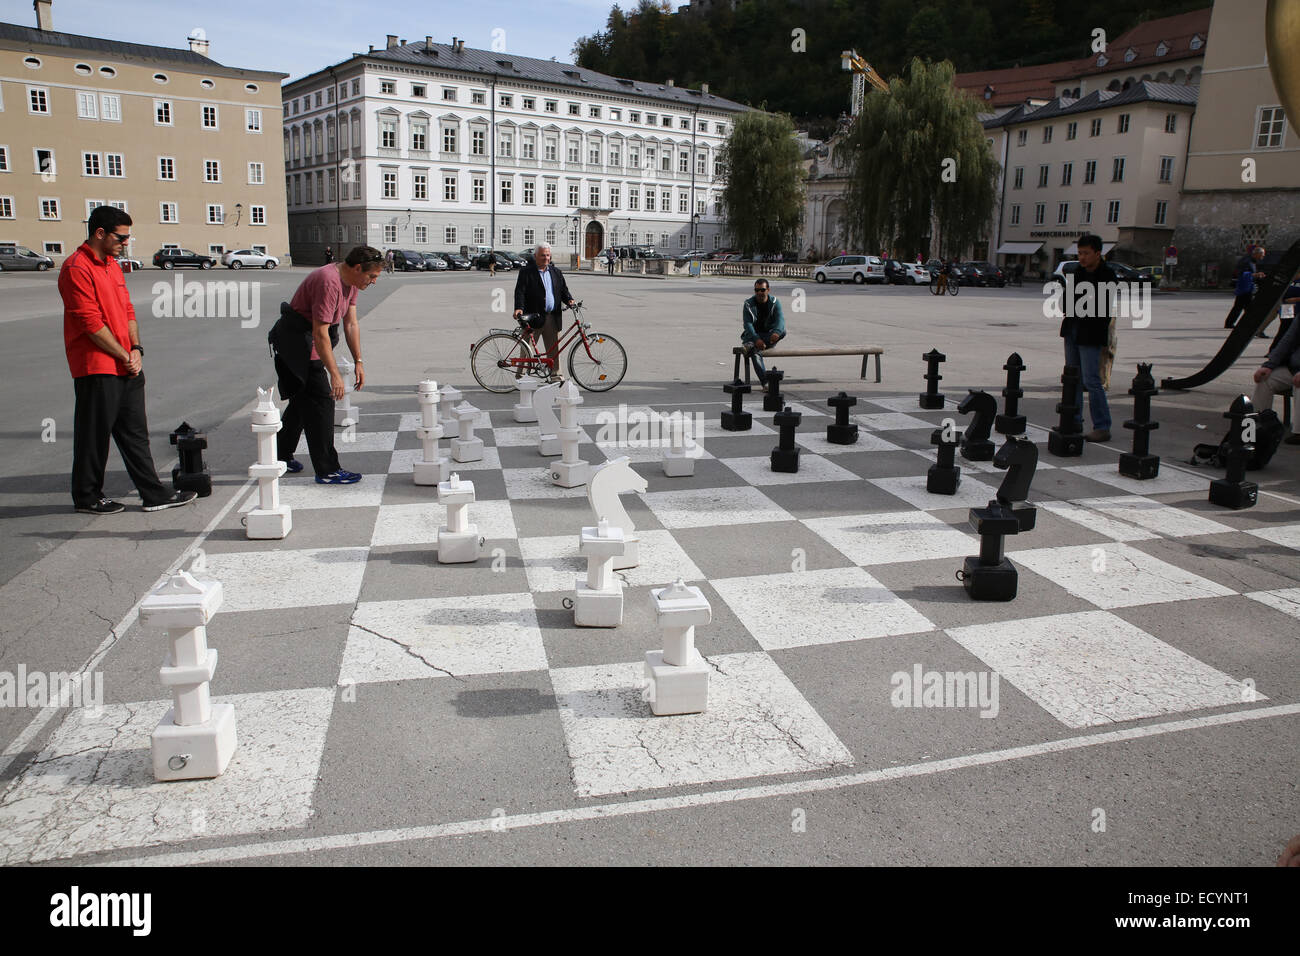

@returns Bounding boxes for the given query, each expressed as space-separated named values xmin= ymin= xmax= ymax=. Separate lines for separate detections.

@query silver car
xmin=221 ymin=249 xmax=279 ymax=270
xmin=0 ymin=244 xmax=54 ymax=271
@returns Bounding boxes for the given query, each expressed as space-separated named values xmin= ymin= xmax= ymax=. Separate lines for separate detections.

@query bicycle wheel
xmin=470 ymin=332 xmax=535 ymax=393
xmin=568 ymin=331 xmax=627 ymax=392
xmin=948 ymin=278 xmax=960 ymax=295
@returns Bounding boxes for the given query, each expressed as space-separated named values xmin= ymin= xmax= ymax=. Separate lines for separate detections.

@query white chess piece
xmin=246 ymin=387 xmax=292 ymax=539
xmin=644 ymin=579 xmax=711 ymax=716
xmin=513 ymin=375 xmax=540 ymax=423
xmin=534 ymin=381 xmax=562 ymax=457
xmin=334 ymin=354 xmax=359 ymax=427
xmin=588 ymin=456 xmax=647 ymax=569
xmin=573 ymin=516 xmax=625 ymax=627
xmin=450 ymin=402 xmax=485 ymax=463
xmin=438 ymin=384 xmax=462 ymax=437
xmin=437 ymin=473 xmax=481 ymax=563
xmin=139 ymin=571 xmax=238 ymax=780
xmin=551 ymin=380 xmax=589 ymax=487
xmin=413 ymin=380 xmax=450 ymax=485
xmin=662 ymin=412 xmax=696 ymax=477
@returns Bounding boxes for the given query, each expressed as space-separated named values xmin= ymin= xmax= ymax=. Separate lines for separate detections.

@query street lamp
xmin=571 ymin=213 xmax=581 ymax=266
xmin=691 ymin=212 xmax=700 ymax=254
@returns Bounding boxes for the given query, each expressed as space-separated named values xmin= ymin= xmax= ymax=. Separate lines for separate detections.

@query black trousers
xmin=72 ymin=373 xmax=169 ymax=507
xmin=1224 ymin=293 xmax=1253 ymax=328
xmin=276 ymin=358 xmax=339 ymax=477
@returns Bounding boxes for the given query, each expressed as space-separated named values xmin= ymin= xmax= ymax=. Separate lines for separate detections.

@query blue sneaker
xmin=315 ymin=470 xmax=362 ymax=484
xmin=283 ymin=459 xmax=304 ymax=473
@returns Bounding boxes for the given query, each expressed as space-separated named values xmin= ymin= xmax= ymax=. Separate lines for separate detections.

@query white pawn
xmin=335 ymin=354 xmax=359 ymax=427
xmin=513 ymin=375 xmax=540 ymax=423
xmin=437 ymin=473 xmax=481 ymax=563
xmin=662 ymin=412 xmax=697 ymax=477
xmin=644 ymin=579 xmax=711 ymax=716
xmin=551 ymin=380 xmax=588 ymax=487
xmin=438 ymin=384 xmax=462 ymax=437
xmin=450 ymin=401 xmax=484 ymax=463
xmin=534 ymin=381 xmax=562 ymax=457
xmin=413 ymin=380 xmax=449 ymax=485
xmin=574 ymin=516 xmax=625 ymax=627
xmin=247 ymin=387 xmax=292 ymax=539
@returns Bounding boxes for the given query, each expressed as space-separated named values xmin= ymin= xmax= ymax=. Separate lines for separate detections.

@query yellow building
xmin=0 ymin=1 xmax=287 ymax=266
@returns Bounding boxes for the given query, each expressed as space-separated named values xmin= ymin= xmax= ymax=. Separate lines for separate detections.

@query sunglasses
xmin=107 ymin=232 xmax=130 ymax=243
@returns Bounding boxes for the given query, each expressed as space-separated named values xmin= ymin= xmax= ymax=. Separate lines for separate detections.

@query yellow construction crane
xmin=840 ymin=49 xmax=889 ymax=117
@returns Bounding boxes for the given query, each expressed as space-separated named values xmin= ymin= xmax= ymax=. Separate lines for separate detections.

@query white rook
xmin=534 ymin=381 xmax=562 ymax=457
xmin=139 ymin=570 xmax=237 ymax=781
xmin=644 ymin=579 xmax=711 ymax=716
xmin=334 ymin=353 xmax=358 ymax=427
xmin=246 ymin=387 xmax=292 ymax=539
xmin=451 ymin=402 xmax=485 ymax=463
xmin=437 ymin=472 xmax=481 ymax=563
xmin=551 ymin=380 xmax=588 ymax=487
xmin=438 ymin=384 xmax=463 ymax=437
xmin=413 ymin=380 xmax=449 ymax=485
xmin=574 ymin=516 xmax=625 ymax=627
xmin=662 ymin=412 xmax=697 ymax=477
xmin=513 ymin=374 xmax=540 ymax=423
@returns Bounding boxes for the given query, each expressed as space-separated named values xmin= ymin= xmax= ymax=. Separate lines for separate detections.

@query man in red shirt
xmin=60 ymin=207 xmax=195 ymax=515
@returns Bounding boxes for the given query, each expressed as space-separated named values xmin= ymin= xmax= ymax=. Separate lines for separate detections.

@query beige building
xmin=1173 ymin=0 xmax=1298 ymax=285
xmin=0 ymin=2 xmax=287 ymax=265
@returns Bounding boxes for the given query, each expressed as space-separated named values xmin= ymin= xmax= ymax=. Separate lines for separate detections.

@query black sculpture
xmin=1047 ymin=365 xmax=1085 ymax=457
xmin=771 ymin=405 xmax=802 ymax=473
xmin=920 ymin=350 xmax=946 ymax=410
xmin=1209 ymin=396 xmax=1259 ymax=510
xmin=826 ymin=392 xmax=859 ymax=445
xmin=169 ymin=422 xmax=212 ymax=497
xmin=722 ymin=378 xmax=752 ymax=431
xmin=958 ymin=390 xmax=996 ymax=461
xmin=1119 ymin=364 xmax=1160 ymax=480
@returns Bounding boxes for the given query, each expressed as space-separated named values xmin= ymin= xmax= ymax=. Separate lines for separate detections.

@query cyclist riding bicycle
xmin=513 ymin=242 xmax=575 ymax=380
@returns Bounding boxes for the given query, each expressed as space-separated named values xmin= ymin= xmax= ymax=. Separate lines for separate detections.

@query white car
xmin=895 ymin=261 xmax=930 ymax=284
xmin=222 ymin=249 xmax=279 ymax=270
xmin=813 ymin=255 xmax=886 ymax=284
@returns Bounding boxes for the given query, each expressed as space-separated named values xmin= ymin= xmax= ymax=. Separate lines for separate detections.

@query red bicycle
xmin=469 ymin=302 xmax=628 ymax=393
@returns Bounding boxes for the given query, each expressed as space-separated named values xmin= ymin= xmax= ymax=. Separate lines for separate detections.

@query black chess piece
xmin=995 ymin=352 xmax=1027 ymax=436
xmin=1047 ymin=365 xmax=1085 ymax=457
xmin=771 ymin=405 xmax=802 ymax=472
xmin=958 ymin=390 xmax=996 ymax=461
xmin=1119 ymin=364 xmax=1161 ymax=480
xmin=169 ymin=422 xmax=212 ymax=497
xmin=961 ymin=437 xmax=1039 ymax=601
xmin=722 ymin=378 xmax=752 ymax=431
xmin=994 ymin=435 xmax=1039 ymax=532
xmin=826 ymin=392 xmax=859 ymax=444
xmin=1209 ymin=396 xmax=1258 ymax=509
xmin=920 ymin=350 xmax=946 ymax=410
xmin=762 ymin=367 xmax=786 ymax=412
xmin=927 ymin=424 xmax=962 ymax=495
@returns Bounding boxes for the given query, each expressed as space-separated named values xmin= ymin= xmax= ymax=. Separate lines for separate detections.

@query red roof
xmin=955 ymin=59 xmax=1082 ymax=108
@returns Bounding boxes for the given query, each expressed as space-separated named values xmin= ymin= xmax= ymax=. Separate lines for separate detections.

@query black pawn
xmin=958 ymin=390 xmax=996 ymax=461
xmin=722 ymin=378 xmax=752 ymax=431
xmin=1119 ymin=364 xmax=1161 ymax=480
xmin=762 ymin=367 xmax=786 ymax=412
xmin=1048 ymin=365 xmax=1085 ymax=457
xmin=920 ymin=349 xmax=946 ymax=410
xmin=169 ymin=422 xmax=212 ymax=497
xmin=771 ymin=405 xmax=802 ymax=473
xmin=995 ymin=352 xmax=1027 ymax=436
xmin=826 ymin=392 xmax=859 ymax=444
xmin=1209 ymin=396 xmax=1258 ymax=509
xmin=928 ymin=425 xmax=962 ymax=495
xmin=961 ymin=503 xmax=1023 ymax=601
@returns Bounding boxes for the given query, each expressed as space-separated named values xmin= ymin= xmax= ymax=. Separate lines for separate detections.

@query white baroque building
xmin=282 ymin=35 xmax=749 ymax=264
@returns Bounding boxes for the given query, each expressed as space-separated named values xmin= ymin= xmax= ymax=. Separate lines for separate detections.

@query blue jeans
xmin=1064 ymin=329 xmax=1111 ymax=431
xmin=745 ymin=332 xmax=786 ymax=382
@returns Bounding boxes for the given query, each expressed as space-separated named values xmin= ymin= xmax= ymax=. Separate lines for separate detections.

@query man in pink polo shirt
xmin=60 ymin=206 xmax=195 ymax=515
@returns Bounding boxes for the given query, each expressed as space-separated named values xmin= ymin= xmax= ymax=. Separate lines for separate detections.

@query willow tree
xmin=720 ymin=109 xmax=805 ymax=255
xmin=836 ymin=57 xmax=997 ymax=258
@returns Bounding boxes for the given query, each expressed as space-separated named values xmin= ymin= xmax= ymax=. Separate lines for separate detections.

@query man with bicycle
xmin=513 ymin=243 xmax=575 ymax=380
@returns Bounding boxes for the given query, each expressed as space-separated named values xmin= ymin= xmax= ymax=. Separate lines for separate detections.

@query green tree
xmin=720 ymin=110 xmax=805 ymax=255
xmin=836 ymin=58 xmax=997 ymax=258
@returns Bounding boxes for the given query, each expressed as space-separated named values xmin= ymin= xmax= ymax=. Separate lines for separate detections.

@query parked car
xmin=473 ymin=252 xmax=514 ymax=271
xmin=1136 ymin=265 xmax=1164 ymax=281
xmin=885 ymin=260 xmax=929 ymax=285
xmin=813 ymin=255 xmax=886 ymax=285
xmin=221 ymin=249 xmax=279 ymax=270
xmin=117 ymin=256 xmax=143 ymax=272
xmin=436 ymin=252 xmax=471 ymax=270
xmin=0 ymin=244 xmax=54 ymax=271
xmin=503 ymin=251 xmax=530 ymax=268
xmin=1050 ymin=260 xmax=1155 ymax=287
xmin=153 ymin=248 xmax=215 ymax=270
xmin=961 ymin=261 xmax=1007 ymax=287
xmin=419 ymin=252 xmax=449 ymax=271
xmin=680 ymin=248 xmax=708 ymax=259
xmin=392 ymin=250 xmax=426 ymax=271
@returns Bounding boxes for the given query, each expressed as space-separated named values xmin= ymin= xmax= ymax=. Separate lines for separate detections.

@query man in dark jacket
xmin=513 ymin=243 xmax=575 ymax=378
xmin=741 ymin=279 xmax=787 ymax=385
xmin=1253 ymin=298 xmax=1300 ymax=445
xmin=1225 ymin=245 xmax=1266 ymax=330
xmin=1060 ymin=234 xmax=1116 ymax=442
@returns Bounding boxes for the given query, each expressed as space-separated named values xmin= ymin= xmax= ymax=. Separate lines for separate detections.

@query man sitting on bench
xmin=741 ymin=279 xmax=787 ymax=386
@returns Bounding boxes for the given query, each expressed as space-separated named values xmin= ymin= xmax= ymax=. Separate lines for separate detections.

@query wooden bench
xmin=732 ymin=346 xmax=884 ymax=383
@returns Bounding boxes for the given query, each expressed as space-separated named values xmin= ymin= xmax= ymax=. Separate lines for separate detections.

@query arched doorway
xmin=824 ymin=199 xmax=846 ymax=256
xmin=585 ymin=221 xmax=604 ymax=260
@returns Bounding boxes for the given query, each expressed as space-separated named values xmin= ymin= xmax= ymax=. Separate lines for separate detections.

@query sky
xmin=4 ymin=0 xmax=626 ymax=82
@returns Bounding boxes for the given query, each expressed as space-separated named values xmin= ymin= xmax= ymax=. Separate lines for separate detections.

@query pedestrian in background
xmin=1060 ymin=234 xmax=1115 ymax=443
xmin=1224 ymin=245 xmax=1266 ymax=331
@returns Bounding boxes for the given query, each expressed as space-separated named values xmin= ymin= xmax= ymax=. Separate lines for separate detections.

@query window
xmin=202 ymin=105 xmax=218 ymax=129
xmin=414 ymin=172 xmax=427 ymax=200
xmin=1043 ymin=126 xmax=1053 ymax=144
xmin=545 ymin=228 xmax=556 ymax=245
xmin=472 ymin=175 xmax=485 ymax=202
xmin=1013 ymin=167 xmax=1024 ymax=189
xmin=44 ymin=242 xmax=63 ymax=255
xmin=1112 ymin=157 xmax=1125 ymax=182
xmin=646 ymin=114 xmax=656 ymax=126
xmin=1084 ymin=160 xmax=1097 ymax=184
xmin=314 ymin=92 xmax=321 ymax=109
xmin=644 ymin=147 xmax=655 ymax=169
xmin=1010 ymin=204 xmax=1021 ymax=226
xmin=412 ymin=124 xmax=427 ymax=152
xmin=610 ymin=185 xmax=620 ymax=208
xmin=1037 ymin=165 xmax=1049 ymax=188
xmin=544 ymin=139 xmax=557 ymax=161
xmin=679 ymin=234 xmax=687 ymax=248
xmin=445 ymin=226 xmax=457 ymax=244
xmin=1081 ymin=201 xmax=1093 ymax=224
xmin=522 ymin=228 xmax=535 ymax=245
xmin=567 ymin=142 xmax=580 ymax=163
xmin=645 ymin=189 xmax=655 ymax=212
xmin=1154 ymin=200 xmax=1168 ymax=226
xmin=523 ymin=180 xmax=535 ymax=204
xmin=442 ymin=126 xmax=457 ymax=153
xmin=499 ymin=93 xmax=512 ymax=108
xmin=35 ymin=148 xmax=55 ymax=177
xmin=251 ymin=205 xmax=265 ymax=225
xmin=159 ymin=156 xmax=175 ymax=180
xmin=661 ymin=152 xmax=670 ymax=172
xmin=1158 ymin=156 xmax=1174 ymax=183
xmin=678 ymin=192 xmax=688 ymax=213
xmin=568 ymin=103 xmax=580 ymax=116
xmin=415 ymin=224 xmax=427 ymax=243
xmin=589 ymin=146 xmax=600 ymax=164
xmin=155 ymin=100 xmax=172 ymax=125
xmin=385 ymin=224 xmax=397 ymax=243
xmin=38 ymin=197 xmax=59 ymax=219
xmin=472 ymin=226 xmax=484 ymax=244
xmin=381 ymin=120 xmax=397 ymax=149
xmin=98 ymin=94 xmax=120 ymax=123
xmin=84 ymin=198 xmax=103 ymax=217
xmin=29 ymin=87 xmax=50 ymax=114
xmin=1057 ymin=202 xmax=1070 ymax=224
xmin=1061 ymin=162 xmax=1073 ymax=187
xmin=661 ymin=189 xmax=670 ymax=209
xmin=383 ymin=171 xmax=397 ymax=198
xmin=412 ymin=84 xmax=426 ymax=99
xmin=545 ymin=182 xmax=557 ymax=205
xmin=545 ymin=99 xmax=557 ymax=113
xmin=630 ymin=111 xmax=641 ymax=123
xmin=1255 ymin=106 xmax=1287 ymax=149
xmin=680 ymin=118 xmax=689 ymax=130
xmin=679 ymin=151 xmax=689 ymax=173
xmin=76 ymin=91 xmax=97 ymax=119
xmin=498 ymin=134 xmax=512 ymax=158
xmin=1033 ymin=203 xmax=1045 ymax=225
xmin=589 ymin=105 xmax=600 ymax=118
xmin=500 ymin=227 xmax=512 ymax=244
xmin=160 ymin=201 xmax=177 ymax=223
xmin=1117 ymin=114 xmax=1130 ymax=134
xmin=444 ymin=175 xmax=457 ymax=201
xmin=472 ymin=129 xmax=485 ymax=155
xmin=522 ymin=96 xmax=535 ymax=110
xmin=381 ymin=80 xmax=396 ymax=95
xmin=1164 ymin=113 xmax=1177 ymax=134
xmin=1107 ymin=200 xmax=1121 ymax=224
xmin=1089 ymin=118 xmax=1101 ymax=137
xmin=246 ymin=109 xmax=262 ymax=133
xmin=83 ymin=152 xmax=101 ymax=176
xmin=1017 ymin=129 xmax=1027 ymax=146
xmin=501 ymin=179 xmax=513 ymax=203
xmin=713 ymin=235 xmax=720 ymax=250
xmin=206 ymin=204 xmax=223 ymax=224
xmin=352 ymin=80 xmax=360 ymax=96
xmin=696 ymin=152 xmax=706 ymax=175
xmin=204 ymin=160 xmax=220 ymax=182
xmin=105 ymin=153 xmax=122 ymax=177
xmin=629 ymin=189 xmax=639 ymax=210
xmin=1066 ymin=122 xmax=1078 ymax=140
xmin=589 ymin=185 xmax=600 ymax=206
xmin=0 ymin=147 xmax=8 ymax=172
xmin=714 ymin=158 xmax=724 ymax=177
xmin=568 ymin=184 xmax=579 ymax=206
xmin=316 ymin=171 xmax=324 ymax=202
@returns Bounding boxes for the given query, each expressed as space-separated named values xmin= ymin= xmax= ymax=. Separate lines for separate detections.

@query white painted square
xmin=855 ymin=412 xmax=935 ymax=431
xmin=518 ymin=529 xmax=704 ymax=593
xmin=868 ymin=474 xmax=1003 ymax=511
xmin=1038 ymin=501 xmax=1158 ymax=542
xmin=1064 ymin=463 xmax=1208 ymax=495
xmin=1057 ymin=496 xmax=1234 ymax=539
xmin=493 ymin=425 xmax=592 ymax=448
xmin=719 ymin=454 xmax=861 ymax=486
xmin=1246 ymin=524 xmax=1300 ymax=553
xmin=796 ymin=431 xmax=904 ymax=455
xmin=371 ymin=500 xmax=518 ymax=547
xmin=867 ymin=395 xmax=958 ymax=414
xmin=502 ymin=466 xmax=594 ymax=500
xmin=0 ymin=688 xmax=334 ymax=863
xmin=1010 ymin=543 xmax=1236 ymax=609
xmin=804 ymin=511 xmax=975 ymax=566
xmin=388 ymin=447 xmax=502 ymax=474
xmin=344 ymin=592 xmax=547 ymax=684
xmin=1246 ymin=588 xmax=1300 ymax=624
xmin=947 ymin=610 xmax=1257 ymax=728
xmin=642 ymin=486 xmax=793 ymax=529
xmin=240 ymin=475 xmax=387 ymax=512
xmin=397 ymin=412 xmax=421 ymax=432
xmin=712 ymin=566 xmax=934 ymax=649
xmin=296 ymin=431 xmax=397 ymax=455
xmin=199 ymin=548 xmax=368 ymax=612
xmin=550 ymin=651 xmax=853 ymax=797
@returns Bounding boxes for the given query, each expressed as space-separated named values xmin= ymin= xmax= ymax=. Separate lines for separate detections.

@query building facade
xmin=282 ymin=36 xmax=748 ymax=265
xmin=0 ymin=6 xmax=288 ymax=265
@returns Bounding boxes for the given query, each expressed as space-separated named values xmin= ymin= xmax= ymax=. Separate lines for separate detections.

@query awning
xmin=1063 ymin=242 xmax=1117 ymax=256
xmin=996 ymin=241 xmax=1043 ymax=255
